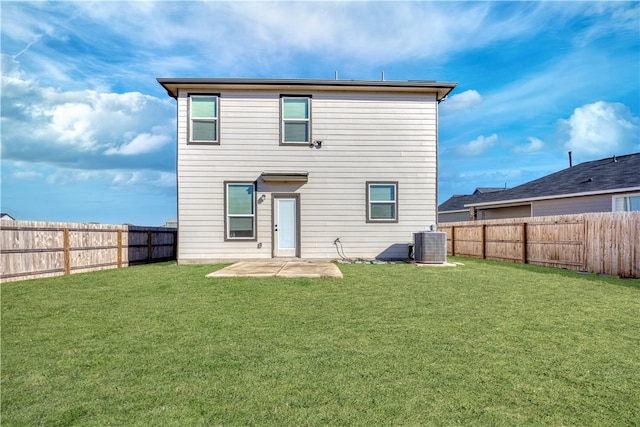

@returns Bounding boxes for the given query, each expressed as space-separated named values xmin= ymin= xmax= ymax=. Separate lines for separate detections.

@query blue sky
xmin=2 ymin=1 xmax=639 ymax=226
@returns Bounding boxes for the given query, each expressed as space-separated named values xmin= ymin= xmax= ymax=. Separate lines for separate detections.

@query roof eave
xmin=437 ymin=209 xmax=469 ymax=214
xmin=157 ymin=78 xmax=457 ymax=100
xmin=465 ymin=186 xmax=640 ymax=208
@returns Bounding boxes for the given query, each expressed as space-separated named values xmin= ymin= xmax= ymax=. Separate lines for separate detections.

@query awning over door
xmin=261 ymin=172 xmax=309 ymax=183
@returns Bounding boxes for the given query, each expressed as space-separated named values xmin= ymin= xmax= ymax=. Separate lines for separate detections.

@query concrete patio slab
xmin=415 ymin=262 xmax=461 ymax=268
xmin=206 ymin=261 xmax=343 ymax=279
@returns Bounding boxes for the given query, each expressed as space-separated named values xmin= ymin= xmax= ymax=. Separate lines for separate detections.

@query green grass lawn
xmin=2 ymin=258 xmax=639 ymax=426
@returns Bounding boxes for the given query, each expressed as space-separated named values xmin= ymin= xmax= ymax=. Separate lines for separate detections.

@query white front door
xmin=274 ymin=197 xmax=297 ymax=257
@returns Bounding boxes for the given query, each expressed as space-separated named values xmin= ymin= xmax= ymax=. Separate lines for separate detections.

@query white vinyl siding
xmin=532 ymin=194 xmax=612 ymax=216
xmin=189 ymin=94 xmax=218 ymax=143
xmin=478 ymin=205 xmax=531 ymax=220
xmin=281 ymin=96 xmax=310 ymax=144
xmin=438 ymin=211 xmax=472 ymax=223
xmin=176 ymin=89 xmax=438 ymax=262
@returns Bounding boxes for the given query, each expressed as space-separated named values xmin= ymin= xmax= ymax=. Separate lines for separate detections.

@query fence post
xmin=117 ymin=229 xmax=123 ymax=268
xmin=63 ymin=228 xmax=70 ymax=275
xmin=521 ymin=222 xmax=527 ymax=264
xmin=451 ymin=226 xmax=456 ymax=256
xmin=172 ymin=230 xmax=178 ymax=260
xmin=147 ymin=230 xmax=153 ymax=262
xmin=481 ymin=224 xmax=486 ymax=259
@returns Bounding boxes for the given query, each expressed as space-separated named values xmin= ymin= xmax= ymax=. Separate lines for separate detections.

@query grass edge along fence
xmin=439 ymin=212 xmax=639 ymax=278
xmin=1 ymin=221 xmax=177 ymax=283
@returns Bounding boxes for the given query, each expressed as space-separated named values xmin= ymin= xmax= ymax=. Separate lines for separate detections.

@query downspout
xmin=174 ymin=89 xmax=180 ymax=262
xmin=435 ymin=92 xmax=450 ymax=225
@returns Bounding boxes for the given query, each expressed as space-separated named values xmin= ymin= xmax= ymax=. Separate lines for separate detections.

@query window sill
xmin=280 ymin=142 xmax=313 ymax=146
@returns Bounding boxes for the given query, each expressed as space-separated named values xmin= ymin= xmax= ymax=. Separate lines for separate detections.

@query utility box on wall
xmin=414 ymin=231 xmax=447 ymax=264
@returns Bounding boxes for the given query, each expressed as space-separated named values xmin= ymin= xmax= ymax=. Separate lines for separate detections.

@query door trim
xmin=272 ymin=194 xmax=300 ymax=258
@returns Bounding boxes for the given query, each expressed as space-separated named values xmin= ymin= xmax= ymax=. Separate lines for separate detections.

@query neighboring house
xmin=438 ymin=188 xmax=508 ymax=222
xmin=1 ymin=213 xmax=15 ymax=221
xmin=163 ymin=218 xmax=178 ymax=228
xmin=438 ymin=153 xmax=640 ymax=222
xmin=157 ymin=78 xmax=456 ymax=262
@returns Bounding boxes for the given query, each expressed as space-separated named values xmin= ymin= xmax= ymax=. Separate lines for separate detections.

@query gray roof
xmin=157 ymin=77 xmax=457 ymax=101
xmin=473 ymin=187 xmax=508 ymax=194
xmin=439 ymin=153 xmax=640 ymax=212
xmin=438 ymin=194 xmax=485 ymax=212
xmin=439 ymin=188 xmax=509 ymax=212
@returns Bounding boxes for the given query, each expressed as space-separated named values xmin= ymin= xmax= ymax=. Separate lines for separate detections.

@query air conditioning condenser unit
xmin=414 ymin=231 xmax=447 ymax=264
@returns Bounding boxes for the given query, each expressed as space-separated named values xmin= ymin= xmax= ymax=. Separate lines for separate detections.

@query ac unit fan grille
xmin=414 ymin=231 xmax=447 ymax=264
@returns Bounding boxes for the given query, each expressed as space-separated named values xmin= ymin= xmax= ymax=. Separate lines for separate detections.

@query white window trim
xmin=225 ymin=182 xmax=257 ymax=240
xmin=612 ymin=192 xmax=640 ymax=212
xmin=189 ymin=94 xmax=219 ymax=144
xmin=280 ymin=96 xmax=311 ymax=145
xmin=366 ymin=181 xmax=398 ymax=223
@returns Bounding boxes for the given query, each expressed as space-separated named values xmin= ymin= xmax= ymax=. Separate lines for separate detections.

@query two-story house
xmin=157 ymin=78 xmax=456 ymax=263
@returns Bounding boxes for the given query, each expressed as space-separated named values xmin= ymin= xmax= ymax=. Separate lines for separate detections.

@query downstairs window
xmin=367 ymin=182 xmax=398 ymax=223
xmin=225 ymin=182 xmax=256 ymax=239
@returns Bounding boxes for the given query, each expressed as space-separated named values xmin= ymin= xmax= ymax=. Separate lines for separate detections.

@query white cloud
xmin=45 ymin=169 xmax=102 ymax=185
xmin=561 ymin=101 xmax=639 ymax=157
xmin=50 ymin=102 xmax=98 ymax=150
xmin=1 ymin=54 xmax=175 ymax=169
xmin=42 ymin=167 xmax=176 ymax=191
xmin=457 ymin=134 xmax=498 ymax=157
xmin=12 ymin=170 xmax=42 ymax=180
xmin=441 ymin=90 xmax=483 ymax=112
xmin=110 ymin=170 xmax=176 ymax=189
xmin=514 ymin=137 xmax=545 ymax=153
xmin=105 ymin=133 xmax=171 ymax=156
xmin=5 ymin=1 xmax=613 ymax=85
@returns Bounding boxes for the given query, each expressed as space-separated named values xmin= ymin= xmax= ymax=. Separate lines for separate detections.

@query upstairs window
xmin=189 ymin=94 xmax=218 ymax=143
xmin=225 ymin=182 xmax=256 ymax=240
xmin=281 ymin=96 xmax=310 ymax=144
xmin=367 ymin=182 xmax=398 ymax=223
xmin=613 ymin=193 xmax=640 ymax=212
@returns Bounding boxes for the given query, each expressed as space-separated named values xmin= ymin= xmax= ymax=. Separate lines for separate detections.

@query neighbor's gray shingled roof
xmin=439 ymin=153 xmax=640 ymax=212
xmin=438 ymin=191 xmax=508 ymax=212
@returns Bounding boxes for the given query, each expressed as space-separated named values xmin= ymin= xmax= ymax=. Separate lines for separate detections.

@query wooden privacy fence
xmin=439 ymin=212 xmax=639 ymax=278
xmin=1 ymin=221 xmax=177 ymax=283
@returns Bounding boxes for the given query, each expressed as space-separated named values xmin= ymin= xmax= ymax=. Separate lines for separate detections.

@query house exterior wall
xmin=532 ymin=194 xmax=612 ymax=216
xmin=176 ymin=88 xmax=439 ymax=262
xmin=478 ymin=204 xmax=531 ymax=220
xmin=438 ymin=211 xmax=470 ymax=223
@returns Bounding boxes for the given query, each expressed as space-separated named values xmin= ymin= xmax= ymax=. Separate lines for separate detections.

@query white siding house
xmin=158 ymin=78 xmax=456 ymax=263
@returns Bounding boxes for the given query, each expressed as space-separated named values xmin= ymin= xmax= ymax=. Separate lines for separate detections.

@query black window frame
xmin=224 ymin=181 xmax=257 ymax=241
xmin=280 ymin=95 xmax=312 ymax=145
xmin=366 ymin=181 xmax=399 ymax=223
xmin=188 ymin=93 xmax=220 ymax=145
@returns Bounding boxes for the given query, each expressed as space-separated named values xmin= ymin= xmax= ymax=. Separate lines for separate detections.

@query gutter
xmin=465 ymin=186 xmax=640 ymax=209
xmin=438 ymin=209 xmax=469 ymax=214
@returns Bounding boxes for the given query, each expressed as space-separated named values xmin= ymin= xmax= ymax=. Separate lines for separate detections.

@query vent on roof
xmin=580 ymin=177 xmax=593 ymax=184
